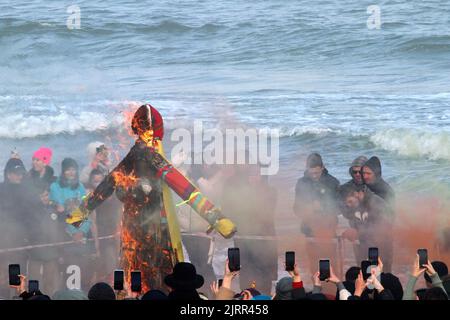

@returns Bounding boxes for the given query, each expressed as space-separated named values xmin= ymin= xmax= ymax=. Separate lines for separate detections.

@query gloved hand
xmin=204 ymin=208 xmax=236 ymax=239
xmin=65 ymin=206 xmax=89 ymax=228
xmin=207 ymin=218 xmax=236 ymax=239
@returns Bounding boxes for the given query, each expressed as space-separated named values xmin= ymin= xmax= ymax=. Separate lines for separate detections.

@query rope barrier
xmin=0 ymin=234 xmax=119 ymax=254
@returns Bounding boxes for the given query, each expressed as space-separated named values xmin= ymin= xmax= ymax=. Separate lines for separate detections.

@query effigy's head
xmin=132 ymin=104 xmax=164 ymax=143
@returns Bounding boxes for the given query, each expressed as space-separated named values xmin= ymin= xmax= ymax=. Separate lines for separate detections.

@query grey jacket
xmin=403 ymin=273 xmax=448 ymax=300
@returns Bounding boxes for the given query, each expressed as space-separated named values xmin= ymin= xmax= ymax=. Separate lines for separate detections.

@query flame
xmin=112 ymin=171 xmax=138 ymax=189
xmin=121 ymin=224 xmax=150 ymax=292
xmin=140 ymin=129 xmax=155 ymax=147
xmin=102 ymin=102 xmax=173 ymax=294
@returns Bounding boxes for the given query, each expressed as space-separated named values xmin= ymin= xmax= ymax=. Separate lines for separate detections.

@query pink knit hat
xmin=33 ymin=147 xmax=52 ymax=165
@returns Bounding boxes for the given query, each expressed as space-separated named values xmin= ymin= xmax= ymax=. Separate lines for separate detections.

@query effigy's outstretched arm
xmin=149 ymin=147 xmax=236 ymax=239
xmin=66 ymin=149 xmax=135 ymax=225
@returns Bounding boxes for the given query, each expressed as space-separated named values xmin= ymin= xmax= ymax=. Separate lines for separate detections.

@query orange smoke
xmin=392 ymin=195 xmax=449 ymax=265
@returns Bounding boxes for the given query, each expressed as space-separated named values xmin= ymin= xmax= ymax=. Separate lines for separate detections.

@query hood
xmin=349 ymin=156 xmax=368 ymax=180
xmin=275 ymin=277 xmax=293 ymax=300
xmin=363 ymin=156 xmax=382 ymax=179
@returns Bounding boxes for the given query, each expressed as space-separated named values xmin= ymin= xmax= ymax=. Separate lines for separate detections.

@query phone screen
xmin=114 ymin=270 xmax=124 ymax=291
xmin=285 ymin=251 xmax=295 ymax=271
xmin=228 ymin=248 xmax=240 ymax=272
xmin=28 ymin=280 xmax=39 ymax=293
xmin=418 ymin=249 xmax=428 ymax=268
xmin=319 ymin=259 xmax=330 ymax=281
xmin=368 ymin=247 xmax=378 ymax=264
xmin=131 ymin=271 xmax=142 ymax=293
xmin=361 ymin=260 xmax=371 ymax=280
xmin=8 ymin=264 xmax=20 ymax=286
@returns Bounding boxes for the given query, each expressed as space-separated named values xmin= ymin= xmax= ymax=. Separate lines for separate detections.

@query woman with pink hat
xmin=28 ymin=147 xmax=56 ymax=194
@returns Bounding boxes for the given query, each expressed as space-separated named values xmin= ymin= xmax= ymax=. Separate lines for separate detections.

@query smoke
xmin=1 ymin=98 xmax=449 ymax=297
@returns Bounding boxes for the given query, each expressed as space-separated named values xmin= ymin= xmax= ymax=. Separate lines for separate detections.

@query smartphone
xmin=319 ymin=259 xmax=330 ymax=281
xmin=130 ymin=271 xmax=142 ymax=293
xmin=418 ymin=249 xmax=428 ymax=268
xmin=8 ymin=264 xmax=20 ymax=286
xmin=368 ymin=247 xmax=379 ymax=265
xmin=218 ymin=279 xmax=223 ymax=288
xmin=28 ymin=280 xmax=39 ymax=293
xmin=228 ymin=248 xmax=240 ymax=272
xmin=285 ymin=251 xmax=295 ymax=271
xmin=361 ymin=260 xmax=372 ymax=280
xmin=114 ymin=269 xmax=124 ymax=291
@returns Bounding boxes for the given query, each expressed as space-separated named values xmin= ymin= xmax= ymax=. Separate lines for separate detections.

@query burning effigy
xmin=66 ymin=104 xmax=236 ymax=292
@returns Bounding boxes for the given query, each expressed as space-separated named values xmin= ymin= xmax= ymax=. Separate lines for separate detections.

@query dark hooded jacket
xmin=293 ymin=168 xmax=340 ymax=237
xmin=345 ymin=188 xmax=391 ymax=232
xmin=363 ymin=157 xmax=395 ymax=208
xmin=27 ymin=165 xmax=56 ymax=194
xmin=0 ymin=159 xmax=44 ymax=250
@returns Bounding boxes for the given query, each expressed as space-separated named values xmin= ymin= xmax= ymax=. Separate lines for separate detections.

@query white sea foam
xmin=371 ymin=129 xmax=450 ymax=161
xmin=278 ymin=126 xmax=340 ymax=137
xmin=0 ymin=111 xmax=123 ymax=139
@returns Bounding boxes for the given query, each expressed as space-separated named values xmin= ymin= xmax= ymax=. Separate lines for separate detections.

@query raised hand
xmin=312 ymin=271 xmax=322 ymax=287
xmin=423 ymin=260 xmax=437 ymax=277
xmin=326 ymin=266 xmax=340 ymax=284
xmin=210 ymin=281 xmax=219 ymax=297
xmin=288 ymin=263 xmax=301 ymax=283
xmin=411 ymin=254 xmax=426 ymax=278
xmin=354 ymin=271 xmax=366 ymax=297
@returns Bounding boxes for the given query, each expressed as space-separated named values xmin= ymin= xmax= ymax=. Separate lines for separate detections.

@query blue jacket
xmin=49 ymin=180 xmax=86 ymax=207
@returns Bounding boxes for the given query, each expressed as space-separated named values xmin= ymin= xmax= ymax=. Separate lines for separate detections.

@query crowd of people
xmin=7 ymin=254 xmax=450 ymax=300
xmin=0 ymin=143 xmax=121 ymax=297
xmin=0 ymin=142 xmax=449 ymax=300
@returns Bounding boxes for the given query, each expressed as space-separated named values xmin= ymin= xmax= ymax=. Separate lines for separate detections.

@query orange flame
xmin=112 ymin=171 xmax=138 ymax=189
xmin=140 ymin=129 xmax=155 ymax=147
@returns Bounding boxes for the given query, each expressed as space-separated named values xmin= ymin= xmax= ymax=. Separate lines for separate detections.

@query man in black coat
xmin=362 ymin=156 xmax=395 ymax=207
xmin=293 ymin=153 xmax=340 ymax=274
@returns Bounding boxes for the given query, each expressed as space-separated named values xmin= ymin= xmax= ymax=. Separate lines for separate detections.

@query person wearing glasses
xmin=342 ymin=156 xmax=368 ymax=189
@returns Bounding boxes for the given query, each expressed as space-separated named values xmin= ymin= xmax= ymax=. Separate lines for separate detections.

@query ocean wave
xmin=396 ymin=35 xmax=450 ymax=54
xmin=278 ymin=126 xmax=341 ymax=138
xmin=278 ymin=126 xmax=450 ymax=162
xmin=0 ymin=18 xmax=223 ymax=39
xmin=98 ymin=20 xmax=223 ymax=35
xmin=0 ymin=111 xmax=123 ymax=139
xmin=0 ymin=19 xmax=60 ymax=37
xmin=371 ymin=129 xmax=450 ymax=161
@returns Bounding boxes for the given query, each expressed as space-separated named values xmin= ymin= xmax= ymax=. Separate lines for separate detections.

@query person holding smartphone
xmin=0 ymin=158 xmax=43 ymax=298
xmin=221 ymin=159 xmax=278 ymax=295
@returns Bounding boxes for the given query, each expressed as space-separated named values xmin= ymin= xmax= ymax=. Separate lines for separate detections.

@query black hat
xmin=4 ymin=158 xmax=26 ymax=175
xmin=164 ymin=262 xmax=204 ymax=290
xmin=61 ymin=157 xmax=78 ymax=173
xmin=88 ymin=282 xmax=116 ymax=300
